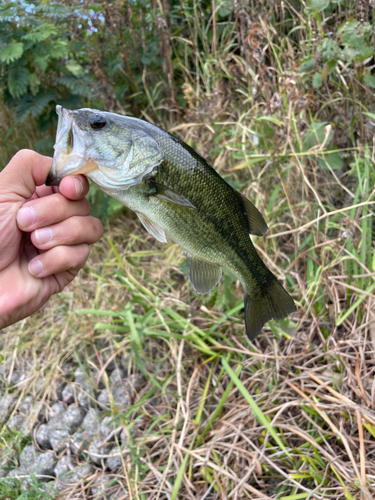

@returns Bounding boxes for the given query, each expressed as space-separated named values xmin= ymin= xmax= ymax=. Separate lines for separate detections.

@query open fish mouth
xmin=46 ymin=105 xmax=97 ymax=186
xmin=46 ymin=105 xmax=165 ymax=190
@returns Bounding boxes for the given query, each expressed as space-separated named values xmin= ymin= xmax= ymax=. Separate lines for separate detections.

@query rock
xmin=62 ymin=362 xmax=75 ymax=378
xmin=90 ymin=476 xmax=113 ymax=498
xmin=83 ymin=408 xmax=100 ymax=428
xmin=120 ymin=352 xmax=132 ymax=373
xmin=110 ymin=369 xmax=125 ymax=384
xmin=54 ymin=462 xmax=94 ymax=493
xmin=6 ymin=466 xmax=28 ymax=487
xmin=98 ymin=387 xmax=110 ymax=407
xmin=61 ymin=384 xmax=75 ymax=405
xmin=29 ymin=451 xmax=57 ymax=479
xmin=0 ymin=466 xmax=7 ymax=478
xmin=54 ymin=455 xmax=71 ymax=478
xmin=7 ymin=414 xmax=26 ymax=431
xmin=19 ymin=444 xmax=38 ymax=470
xmin=50 ymin=379 xmax=66 ymax=401
xmin=49 ymin=428 xmax=71 ymax=453
xmin=36 ymin=424 xmax=51 ymax=449
xmin=70 ymin=408 xmax=101 ymax=454
xmin=61 ymin=405 xmax=86 ymax=432
xmin=101 ymin=352 xmax=117 ymax=372
xmin=48 ymin=402 xmax=67 ymax=420
xmin=19 ymin=396 xmax=33 ymax=415
xmin=125 ymin=374 xmax=145 ymax=393
xmin=106 ymin=446 xmax=126 ymax=471
xmin=28 ymin=401 xmax=47 ymax=423
xmin=0 ymin=394 xmax=15 ymax=424
xmin=88 ymin=417 xmax=120 ymax=465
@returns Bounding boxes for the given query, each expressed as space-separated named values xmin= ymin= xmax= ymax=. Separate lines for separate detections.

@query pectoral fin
xmin=136 ymin=212 xmax=167 ymax=243
xmin=236 ymin=192 xmax=268 ymax=236
xmin=147 ymin=180 xmax=196 ymax=209
xmin=185 ymin=253 xmax=222 ymax=294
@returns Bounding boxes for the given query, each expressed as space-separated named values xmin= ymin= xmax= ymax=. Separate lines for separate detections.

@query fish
xmin=46 ymin=105 xmax=296 ymax=340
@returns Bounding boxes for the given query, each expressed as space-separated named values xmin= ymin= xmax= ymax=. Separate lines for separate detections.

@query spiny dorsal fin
xmin=147 ymin=180 xmax=196 ymax=209
xmin=136 ymin=212 xmax=167 ymax=243
xmin=185 ymin=253 xmax=222 ymax=294
xmin=235 ymin=192 xmax=268 ymax=237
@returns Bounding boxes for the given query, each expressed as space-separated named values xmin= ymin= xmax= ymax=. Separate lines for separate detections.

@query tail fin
xmin=244 ymin=281 xmax=296 ymax=341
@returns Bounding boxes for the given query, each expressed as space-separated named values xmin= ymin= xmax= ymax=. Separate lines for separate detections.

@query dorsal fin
xmin=235 ymin=192 xmax=268 ymax=236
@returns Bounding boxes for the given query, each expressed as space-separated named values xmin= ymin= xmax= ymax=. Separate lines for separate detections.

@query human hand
xmin=0 ymin=150 xmax=103 ymax=330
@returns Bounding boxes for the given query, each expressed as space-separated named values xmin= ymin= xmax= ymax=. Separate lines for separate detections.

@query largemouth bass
xmin=46 ymin=106 xmax=296 ymax=340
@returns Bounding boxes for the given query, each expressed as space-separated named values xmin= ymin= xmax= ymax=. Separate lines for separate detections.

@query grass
xmin=1 ymin=0 xmax=375 ymax=498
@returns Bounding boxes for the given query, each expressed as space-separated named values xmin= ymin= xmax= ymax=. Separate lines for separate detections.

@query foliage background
xmin=1 ymin=0 xmax=375 ymax=499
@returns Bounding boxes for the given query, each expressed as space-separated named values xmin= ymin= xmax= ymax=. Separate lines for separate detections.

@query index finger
xmin=57 ymin=175 xmax=90 ymax=201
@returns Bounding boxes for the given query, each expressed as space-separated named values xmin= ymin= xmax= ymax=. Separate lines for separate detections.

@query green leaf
xmin=28 ymin=72 xmax=41 ymax=96
xmin=34 ymin=54 xmax=49 ymax=71
xmin=363 ymin=74 xmax=375 ymax=89
xmin=257 ymin=116 xmax=283 ymax=127
xmin=318 ymin=151 xmax=342 ymax=171
xmin=304 ymin=121 xmax=332 ymax=149
xmin=299 ymin=57 xmax=315 ymax=73
xmin=16 ymin=91 xmax=55 ymax=122
xmin=49 ymin=41 xmax=68 ymax=59
xmin=312 ymin=72 xmax=323 ymax=89
xmin=0 ymin=42 xmax=23 ymax=63
xmin=22 ymin=23 xmax=58 ymax=42
xmin=66 ymin=60 xmax=84 ymax=76
xmin=8 ymin=66 xmax=29 ymax=98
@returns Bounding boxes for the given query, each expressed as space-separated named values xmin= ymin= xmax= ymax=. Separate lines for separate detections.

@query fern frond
xmin=8 ymin=66 xmax=29 ymax=98
xmin=0 ymin=42 xmax=23 ymax=63
xmin=16 ymin=91 xmax=56 ymax=122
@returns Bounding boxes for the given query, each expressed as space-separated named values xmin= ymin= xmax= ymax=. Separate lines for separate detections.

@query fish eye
xmin=89 ymin=115 xmax=106 ymax=130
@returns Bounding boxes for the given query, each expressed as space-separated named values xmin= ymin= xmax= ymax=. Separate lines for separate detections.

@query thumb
xmin=0 ymin=150 xmax=52 ymax=201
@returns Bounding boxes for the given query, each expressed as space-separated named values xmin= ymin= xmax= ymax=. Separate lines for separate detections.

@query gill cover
xmin=48 ymin=106 xmax=164 ymax=190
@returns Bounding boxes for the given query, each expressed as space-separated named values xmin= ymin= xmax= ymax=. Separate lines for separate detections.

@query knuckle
xmin=13 ymin=149 xmax=37 ymax=163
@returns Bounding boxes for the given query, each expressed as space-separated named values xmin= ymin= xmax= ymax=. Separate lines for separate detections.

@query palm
xmin=0 ymin=150 xmax=103 ymax=330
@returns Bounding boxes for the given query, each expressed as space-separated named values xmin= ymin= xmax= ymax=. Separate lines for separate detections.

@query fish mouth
xmin=46 ymin=105 xmax=97 ymax=186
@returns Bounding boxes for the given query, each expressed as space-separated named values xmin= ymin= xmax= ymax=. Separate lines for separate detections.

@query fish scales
xmin=46 ymin=106 xmax=296 ymax=340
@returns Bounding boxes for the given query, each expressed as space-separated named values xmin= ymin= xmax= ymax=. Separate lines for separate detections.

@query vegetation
xmin=1 ymin=0 xmax=375 ymax=498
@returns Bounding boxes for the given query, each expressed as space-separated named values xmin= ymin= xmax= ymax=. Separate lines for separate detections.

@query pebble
xmin=36 ymin=424 xmax=52 ymax=449
xmin=0 ymin=394 xmax=15 ymax=424
xmin=7 ymin=414 xmax=26 ymax=431
xmin=19 ymin=444 xmax=37 ymax=470
xmin=50 ymin=379 xmax=66 ymax=401
xmin=48 ymin=401 xmax=67 ymax=420
xmin=49 ymin=428 xmax=71 ymax=453
xmin=6 ymin=466 xmax=28 ymax=487
xmin=54 ymin=455 xmax=71 ymax=477
xmin=19 ymin=396 xmax=33 ymax=415
xmin=62 ymin=383 xmax=75 ymax=404
xmin=90 ymin=475 xmax=114 ymax=498
xmin=106 ymin=446 xmax=126 ymax=471
xmin=29 ymin=451 xmax=56 ymax=478
xmin=54 ymin=462 xmax=94 ymax=492
xmin=110 ymin=369 xmax=126 ymax=384
xmin=61 ymin=405 xmax=86 ymax=432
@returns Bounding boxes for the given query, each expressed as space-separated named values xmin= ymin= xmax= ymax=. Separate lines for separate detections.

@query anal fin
xmin=136 ymin=212 xmax=167 ymax=243
xmin=235 ymin=191 xmax=268 ymax=236
xmin=185 ymin=253 xmax=222 ymax=294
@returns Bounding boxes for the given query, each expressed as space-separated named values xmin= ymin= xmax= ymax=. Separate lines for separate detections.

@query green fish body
xmin=47 ymin=107 xmax=296 ymax=340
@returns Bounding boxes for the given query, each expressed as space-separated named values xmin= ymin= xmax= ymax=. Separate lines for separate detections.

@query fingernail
xmin=74 ymin=178 xmax=83 ymax=196
xmin=35 ymin=228 xmax=53 ymax=245
xmin=28 ymin=259 xmax=43 ymax=277
xmin=17 ymin=206 xmax=36 ymax=228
